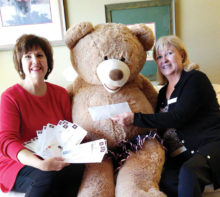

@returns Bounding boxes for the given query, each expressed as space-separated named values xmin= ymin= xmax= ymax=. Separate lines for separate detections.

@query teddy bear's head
xmin=65 ymin=22 xmax=154 ymax=93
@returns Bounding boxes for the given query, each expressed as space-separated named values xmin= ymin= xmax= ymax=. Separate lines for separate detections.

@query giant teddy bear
xmin=65 ymin=22 xmax=166 ymax=197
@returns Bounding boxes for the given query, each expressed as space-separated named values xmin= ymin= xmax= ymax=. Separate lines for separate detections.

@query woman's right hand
xmin=17 ymin=149 xmax=69 ymax=171
xmin=38 ymin=157 xmax=70 ymax=171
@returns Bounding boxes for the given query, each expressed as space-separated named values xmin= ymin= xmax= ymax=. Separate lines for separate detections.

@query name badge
xmin=168 ymin=97 xmax=177 ymax=105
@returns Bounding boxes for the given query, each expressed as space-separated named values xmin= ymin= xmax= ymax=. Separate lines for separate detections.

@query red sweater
xmin=0 ymin=82 xmax=72 ymax=193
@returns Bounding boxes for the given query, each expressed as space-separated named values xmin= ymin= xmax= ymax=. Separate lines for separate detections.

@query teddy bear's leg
xmin=77 ymin=158 xmax=115 ymax=197
xmin=115 ymin=139 xmax=166 ymax=197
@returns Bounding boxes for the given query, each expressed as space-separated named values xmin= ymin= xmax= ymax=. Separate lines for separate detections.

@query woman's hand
xmin=111 ymin=112 xmax=134 ymax=126
xmin=38 ymin=157 xmax=70 ymax=171
xmin=17 ymin=149 xmax=69 ymax=171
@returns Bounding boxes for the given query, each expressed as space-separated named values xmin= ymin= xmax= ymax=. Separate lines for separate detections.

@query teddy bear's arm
xmin=136 ymin=74 xmax=158 ymax=111
xmin=66 ymin=76 xmax=86 ymax=105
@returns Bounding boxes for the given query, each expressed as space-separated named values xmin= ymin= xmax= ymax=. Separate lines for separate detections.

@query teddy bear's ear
xmin=128 ymin=24 xmax=155 ymax=51
xmin=65 ymin=22 xmax=94 ymax=49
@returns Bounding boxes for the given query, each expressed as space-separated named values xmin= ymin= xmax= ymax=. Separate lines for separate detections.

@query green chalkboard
xmin=105 ymin=0 xmax=175 ymax=80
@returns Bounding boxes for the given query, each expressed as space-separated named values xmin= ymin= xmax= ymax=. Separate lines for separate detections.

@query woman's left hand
xmin=111 ymin=112 xmax=134 ymax=126
xmin=17 ymin=149 xmax=69 ymax=171
xmin=38 ymin=157 xmax=70 ymax=171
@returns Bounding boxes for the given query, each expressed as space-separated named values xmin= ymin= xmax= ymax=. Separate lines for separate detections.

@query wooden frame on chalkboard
xmin=105 ymin=0 xmax=175 ymax=81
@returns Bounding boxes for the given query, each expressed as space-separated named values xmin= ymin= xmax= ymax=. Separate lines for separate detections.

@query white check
xmin=88 ymin=102 xmax=132 ymax=121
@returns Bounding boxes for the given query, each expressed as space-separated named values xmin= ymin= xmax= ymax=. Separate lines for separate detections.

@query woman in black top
xmin=112 ymin=35 xmax=220 ymax=197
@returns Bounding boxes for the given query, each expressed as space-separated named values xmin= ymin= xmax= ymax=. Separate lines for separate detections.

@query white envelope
xmin=88 ymin=102 xmax=132 ymax=121
xmin=62 ymin=139 xmax=107 ymax=163
xmin=23 ymin=120 xmax=108 ymax=163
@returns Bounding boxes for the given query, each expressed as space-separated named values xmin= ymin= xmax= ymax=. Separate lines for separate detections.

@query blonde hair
xmin=153 ymin=35 xmax=198 ymax=85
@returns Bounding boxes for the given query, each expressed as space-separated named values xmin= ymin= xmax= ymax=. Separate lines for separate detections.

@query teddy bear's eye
xmin=104 ymin=56 xmax=108 ymax=60
xmin=120 ymin=57 xmax=125 ymax=62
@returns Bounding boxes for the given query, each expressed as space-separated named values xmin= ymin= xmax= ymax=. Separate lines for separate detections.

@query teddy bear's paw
xmin=145 ymin=188 xmax=167 ymax=197
xmin=77 ymin=189 xmax=114 ymax=197
xmin=77 ymin=162 xmax=115 ymax=197
xmin=77 ymin=183 xmax=115 ymax=197
xmin=116 ymin=187 xmax=167 ymax=197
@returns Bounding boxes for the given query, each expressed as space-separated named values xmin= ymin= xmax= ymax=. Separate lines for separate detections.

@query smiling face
xmin=155 ymin=45 xmax=184 ymax=80
xmin=13 ymin=34 xmax=53 ymax=80
xmin=21 ymin=46 xmax=48 ymax=82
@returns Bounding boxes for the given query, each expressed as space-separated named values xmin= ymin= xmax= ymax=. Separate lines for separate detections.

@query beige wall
xmin=0 ymin=0 xmax=220 ymax=95
xmin=175 ymin=0 xmax=220 ymax=84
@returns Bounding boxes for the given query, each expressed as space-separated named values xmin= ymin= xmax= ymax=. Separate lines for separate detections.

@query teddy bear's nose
xmin=109 ymin=69 xmax=124 ymax=81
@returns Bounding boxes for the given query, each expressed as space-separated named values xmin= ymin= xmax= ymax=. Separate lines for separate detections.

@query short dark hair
xmin=13 ymin=34 xmax=53 ymax=80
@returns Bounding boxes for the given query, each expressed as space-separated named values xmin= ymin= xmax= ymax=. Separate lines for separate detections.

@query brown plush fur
xmin=65 ymin=22 xmax=166 ymax=197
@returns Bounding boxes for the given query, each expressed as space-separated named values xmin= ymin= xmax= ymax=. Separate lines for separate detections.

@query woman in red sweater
xmin=0 ymin=34 xmax=84 ymax=197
